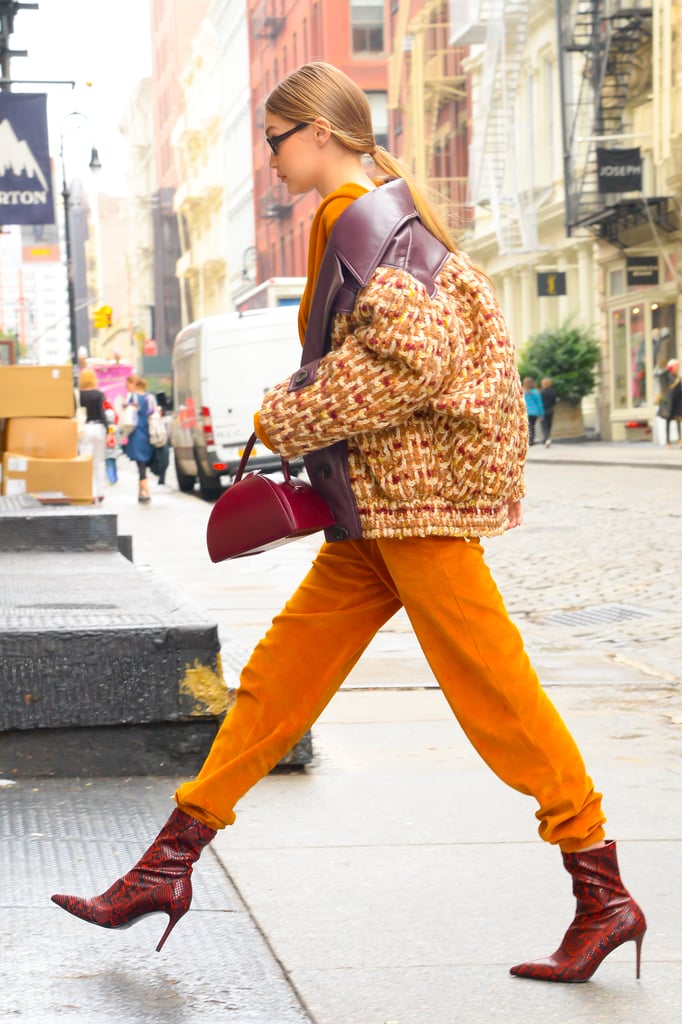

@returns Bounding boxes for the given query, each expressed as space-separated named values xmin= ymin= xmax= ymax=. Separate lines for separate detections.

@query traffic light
xmin=93 ymin=305 xmax=113 ymax=329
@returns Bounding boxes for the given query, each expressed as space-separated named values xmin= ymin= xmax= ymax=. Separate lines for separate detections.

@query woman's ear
xmin=312 ymin=117 xmax=333 ymax=147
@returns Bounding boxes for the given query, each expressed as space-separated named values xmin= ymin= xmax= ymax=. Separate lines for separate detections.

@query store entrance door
xmin=610 ymin=300 xmax=677 ymax=441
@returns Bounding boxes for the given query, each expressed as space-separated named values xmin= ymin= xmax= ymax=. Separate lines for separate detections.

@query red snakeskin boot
xmin=51 ymin=808 xmax=217 ymax=952
xmin=510 ymin=840 xmax=646 ymax=982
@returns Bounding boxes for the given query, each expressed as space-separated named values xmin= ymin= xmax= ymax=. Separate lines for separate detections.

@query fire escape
xmin=251 ymin=1 xmax=293 ymax=223
xmin=452 ymin=0 xmax=543 ymax=254
xmin=389 ymin=0 xmax=468 ymax=237
xmin=558 ymin=0 xmax=676 ymax=246
xmin=251 ymin=0 xmax=285 ymax=39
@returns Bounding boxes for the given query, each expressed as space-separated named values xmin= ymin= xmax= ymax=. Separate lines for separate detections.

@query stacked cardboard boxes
xmin=0 ymin=366 xmax=92 ymax=504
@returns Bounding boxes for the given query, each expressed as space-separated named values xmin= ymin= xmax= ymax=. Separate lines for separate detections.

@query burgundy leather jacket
xmin=287 ymin=179 xmax=450 ymax=542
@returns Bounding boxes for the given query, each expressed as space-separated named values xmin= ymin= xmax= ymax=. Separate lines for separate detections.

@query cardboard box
xmin=0 ymin=365 xmax=75 ymax=419
xmin=1 ymin=452 xmax=92 ymax=501
xmin=5 ymin=417 xmax=79 ymax=459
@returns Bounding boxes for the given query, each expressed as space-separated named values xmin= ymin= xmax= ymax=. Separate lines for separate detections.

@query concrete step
xmin=1 ymin=550 xmax=225 ymax=730
xmin=0 ymin=501 xmax=122 ymax=553
xmin=0 ymin=509 xmax=312 ymax=777
xmin=0 ymin=547 xmax=228 ymax=777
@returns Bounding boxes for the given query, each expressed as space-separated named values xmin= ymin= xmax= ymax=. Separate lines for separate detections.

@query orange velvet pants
xmin=175 ymin=537 xmax=606 ymax=853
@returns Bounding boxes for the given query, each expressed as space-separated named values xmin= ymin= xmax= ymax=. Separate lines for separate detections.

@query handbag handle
xmin=235 ymin=433 xmax=291 ymax=484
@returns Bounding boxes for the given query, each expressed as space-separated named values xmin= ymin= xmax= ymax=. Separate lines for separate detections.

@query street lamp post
xmin=60 ymin=156 xmax=78 ymax=369
xmin=59 ymin=111 xmax=101 ymax=369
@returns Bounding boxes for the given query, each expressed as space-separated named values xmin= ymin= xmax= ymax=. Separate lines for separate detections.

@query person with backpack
xmin=122 ymin=373 xmax=154 ymax=503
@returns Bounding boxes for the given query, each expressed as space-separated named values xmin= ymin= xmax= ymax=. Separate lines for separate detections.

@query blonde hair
xmin=265 ymin=62 xmax=456 ymax=254
xmin=126 ymin=373 xmax=147 ymax=392
xmin=78 ymin=368 xmax=97 ymax=389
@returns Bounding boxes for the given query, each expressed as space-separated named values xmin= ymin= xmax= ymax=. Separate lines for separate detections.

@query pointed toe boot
xmin=52 ymin=807 xmax=216 ymax=952
xmin=510 ymin=841 xmax=646 ymax=983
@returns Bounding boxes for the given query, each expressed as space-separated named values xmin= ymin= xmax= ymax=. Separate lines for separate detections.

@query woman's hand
xmin=506 ymin=499 xmax=523 ymax=530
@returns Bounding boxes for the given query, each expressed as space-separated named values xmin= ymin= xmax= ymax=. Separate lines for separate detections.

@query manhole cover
xmin=543 ymin=604 xmax=654 ymax=627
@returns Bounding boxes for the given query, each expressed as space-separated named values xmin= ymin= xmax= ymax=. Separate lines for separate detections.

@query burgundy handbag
xmin=206 ymin=433 xmax=335 ymax=562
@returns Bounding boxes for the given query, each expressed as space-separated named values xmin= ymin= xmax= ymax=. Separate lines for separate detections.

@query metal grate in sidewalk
xmin=542 ymin=603 xmax=655 ymax=628
xmin=0 ymin=493 xmax=42 ymax=512
xmin=1 ymin=778 xmax=311 ymax=1023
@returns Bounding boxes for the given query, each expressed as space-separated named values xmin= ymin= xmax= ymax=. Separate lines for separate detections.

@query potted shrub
xmin=517 ymin=321 xmax=601 ymax=438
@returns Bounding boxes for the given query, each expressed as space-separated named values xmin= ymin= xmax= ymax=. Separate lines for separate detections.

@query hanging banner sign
xmin=537 ymin=272 xmax=567 ymax=297
xmin=596 ymin=147 xmax=642 ymax=194
xmin=626 ymin=256 xmax=658 ymax=286
xmin=0 ymin=93 xmax=55 ymax=226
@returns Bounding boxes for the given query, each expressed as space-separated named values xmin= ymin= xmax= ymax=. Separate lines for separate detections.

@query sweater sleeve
xmin=258 ymin=266 xmax=456 ymax=460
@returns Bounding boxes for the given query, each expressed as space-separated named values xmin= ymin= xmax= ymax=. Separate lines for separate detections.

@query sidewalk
xmin=525 ymin=437 xmax=682 ymax=470
xmin=2 ymin=443 xmax=680 ymax=1023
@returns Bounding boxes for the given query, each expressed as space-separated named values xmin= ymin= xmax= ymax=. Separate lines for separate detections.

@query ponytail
xmin=371 ymin=147 xmax=456 ymax=255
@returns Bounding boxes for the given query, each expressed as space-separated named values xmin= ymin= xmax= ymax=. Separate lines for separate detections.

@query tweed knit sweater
xmin=258 ymin=248 xmax=528 ymax=539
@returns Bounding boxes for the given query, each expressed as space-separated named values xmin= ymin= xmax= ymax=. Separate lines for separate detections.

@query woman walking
xmin=540 ymin=376 xmax=558 ymax=448
xmin=522 ymin=376 xmax=544 ymax=446
xmin=656 ymin=358 xmax=682 ymax=446
xmin=123 ymin=374 xmax=154 ymax=503
xmin=77 ymin=367 xmax=108 ymax=503
xmin=52 ymin=62 xmax=645 ymax=985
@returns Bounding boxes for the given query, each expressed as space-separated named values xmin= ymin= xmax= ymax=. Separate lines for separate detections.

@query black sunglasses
xmin=266 ymin=122 xmax=308 ymax=155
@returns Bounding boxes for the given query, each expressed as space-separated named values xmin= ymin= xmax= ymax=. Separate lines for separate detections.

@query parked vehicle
xmin=171 ymin=305 xmax=303 ymax=500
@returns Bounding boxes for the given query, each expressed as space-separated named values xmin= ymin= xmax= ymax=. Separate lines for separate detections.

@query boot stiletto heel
xmin=156 ymin=905 xmax=187 ymax=953
xmin=52 ymin=808 xmax=216 ymax=952
xmin=510 ymin=840 xmax=646 ymax=983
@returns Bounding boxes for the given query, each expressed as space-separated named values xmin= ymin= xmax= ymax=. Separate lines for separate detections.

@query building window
xmin=522 ymin=71 xmax=535 ymax=193
xmin=351 ymin=0 xmax=384 ymax=54
xmin=630 ymin=305 xmax=646 ymax=406
xmin=543 ymin=57 xmax=556 ymax=185
xmin=366 ymin=91 xmax=388 ymax=148
xmin=611 ymin=308 xmax=628 ymax=409
xmin=652 ymin=303 xmax=676 ymax=366
xmin=609 ymin=268 xmax=625 ymax=296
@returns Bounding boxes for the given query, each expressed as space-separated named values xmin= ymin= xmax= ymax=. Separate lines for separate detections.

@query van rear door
xmin=203 ymin=306 xmax=301 ymax=469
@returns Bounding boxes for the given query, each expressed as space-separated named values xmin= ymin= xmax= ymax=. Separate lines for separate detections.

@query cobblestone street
xmin=483 ymin=461 xmax=681 ymax=688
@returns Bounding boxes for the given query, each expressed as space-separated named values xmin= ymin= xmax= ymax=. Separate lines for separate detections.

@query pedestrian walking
xmin=522 ymin=376 xmax=544 ymax=446
xmin=52 ymin=61 xmax=645 ymax=986
xmin=540 ymin=376 xmax=558 ymax=448
xmin=77 ymin=368 xmax=108 ymax=503
xmin=103 ymin=399 xmax=120 ymax=485
xmin=123 ymin=374 xmax=154 ymax=503
xmin=655 ymin=358 xmax=682 ymax=446
xmin=149 ymin=391 xmax=171 ymax=486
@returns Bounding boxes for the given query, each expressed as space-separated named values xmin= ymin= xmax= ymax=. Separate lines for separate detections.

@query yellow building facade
xmin=394 ymin=0 xmax=681 ymax=441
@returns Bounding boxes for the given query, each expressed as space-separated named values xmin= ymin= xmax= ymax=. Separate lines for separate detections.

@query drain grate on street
xmin=542 ymin=603 xmax=655 ymax=628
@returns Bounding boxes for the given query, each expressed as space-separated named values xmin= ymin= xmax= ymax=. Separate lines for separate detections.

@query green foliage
xmin=518 ymin=321 xmax=601 ymax=405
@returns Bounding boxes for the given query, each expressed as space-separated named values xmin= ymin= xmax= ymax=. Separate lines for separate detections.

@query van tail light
xmin=200 ymin=406 xmax=215 ymax=445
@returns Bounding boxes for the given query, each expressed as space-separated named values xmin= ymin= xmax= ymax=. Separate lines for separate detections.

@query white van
xmin=171 ymin=304 xmax=303 ymax=500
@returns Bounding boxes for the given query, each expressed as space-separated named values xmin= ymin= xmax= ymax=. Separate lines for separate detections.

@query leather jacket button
xmin=316 ymin=463 xmax=331 ymax=480
xmin=333 ymin=527 xmax=349 ymax=541
xmin=292 ymin=369 xmax=308 ymax=386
